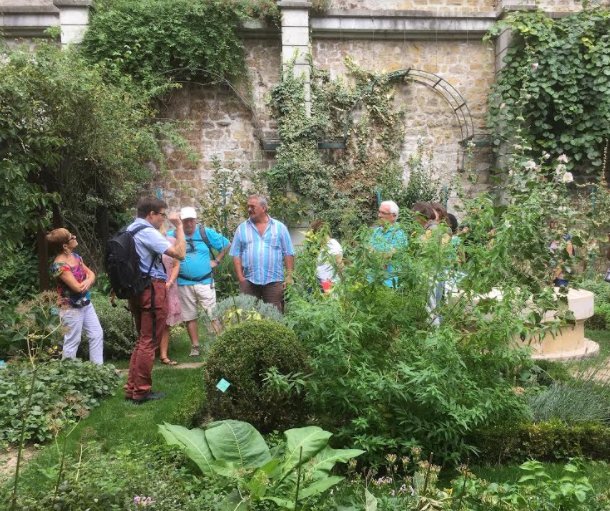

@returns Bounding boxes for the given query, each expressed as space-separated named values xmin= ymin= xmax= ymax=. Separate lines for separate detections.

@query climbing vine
xmin=268 ymin=58 xmax=444 ymax=235
xmin=81 ymin=0 xmax=279 ymax=87
xmin=487 ymin=7 xmax=610 ymax=177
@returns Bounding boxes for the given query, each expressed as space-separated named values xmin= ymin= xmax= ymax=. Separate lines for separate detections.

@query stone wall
xmin=313 ymin=38 xmax=494 ymax=196
xmin=156 ymin=38 xmax=281 ymax=209
xmin=325 ymin=0 xmax=495 ymax=12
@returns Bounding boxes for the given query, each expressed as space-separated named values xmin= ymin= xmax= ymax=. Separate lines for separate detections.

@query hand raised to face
xmin=168 ymin=212 xmax=182 ymax=228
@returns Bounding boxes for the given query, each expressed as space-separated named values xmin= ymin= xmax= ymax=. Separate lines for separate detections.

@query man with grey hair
xmin=230 ymin=195 xmax=295 ymax=311
xmin=370 ymin=199 xmax=407 ymax=287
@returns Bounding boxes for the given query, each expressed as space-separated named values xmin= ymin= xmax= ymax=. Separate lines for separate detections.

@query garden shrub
xmin=211 ymin=293 xmax=286 ymax=329
xmin=0 ymin=359 xmax=119 ymax=445
xmin=204 ymin=319 xmax=309 ymax=432
xmin=5 ymin=442 xmax=224 ymax=511
xmin=471 ymin=420 xmax=610 ymax=464
xmin=88 ymin=291 xmax=137 ymax=360
xmin=0 ymin=291 xmax=62 ymax=360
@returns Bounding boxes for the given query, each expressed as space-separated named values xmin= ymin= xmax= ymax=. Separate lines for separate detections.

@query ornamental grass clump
xmin=204 ymin=320 xmax=309 ymax=432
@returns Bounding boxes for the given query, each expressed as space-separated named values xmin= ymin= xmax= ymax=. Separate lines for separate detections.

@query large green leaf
xmin=158 ymin=423 xmax=215 ymax=475
xmin=205 ymin=420 xmax=271 ymax=472
xmin=307 ymin=447 xmax=365 ymax=479
xmin=365 ymin=488 xmax=378 ymax=511
xmin=263 ymin=496 xmax=296 ymax=510
xmin=280 ymin=426 xmax=332 ymax=479
xmin=299 ymin=475 xmax=344 ymax=499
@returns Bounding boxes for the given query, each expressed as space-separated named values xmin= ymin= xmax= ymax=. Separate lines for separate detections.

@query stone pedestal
xmin=526 ymin=288 xmax=599 ymax=361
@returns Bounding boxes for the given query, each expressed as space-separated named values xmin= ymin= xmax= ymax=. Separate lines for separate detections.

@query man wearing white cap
xmin=168 ymin=206 xmax=230 ymax=356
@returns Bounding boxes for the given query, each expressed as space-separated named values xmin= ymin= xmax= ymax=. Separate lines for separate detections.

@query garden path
xmin=0 ymin=446 xmax=36 ymax=484
xmin=115 ymin=361 xmax=204 ymax=375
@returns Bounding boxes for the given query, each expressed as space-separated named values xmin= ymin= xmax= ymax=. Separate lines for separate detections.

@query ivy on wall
xmin=487 ymin=7 xmax=610 ymax=176
xmin=267 ymin=59 xmax=444 ymax=235
xmin=81 ymin=0 xmax=279 ymax=87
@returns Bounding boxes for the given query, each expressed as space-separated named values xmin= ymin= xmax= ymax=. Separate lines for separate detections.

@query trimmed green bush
xmin=90 ymin=292 xmax=137 ymax=360
xmin=204 ymin=319 xmax=309 ymax=432
xmin=471 ymin=420 xmax=610 ymax=464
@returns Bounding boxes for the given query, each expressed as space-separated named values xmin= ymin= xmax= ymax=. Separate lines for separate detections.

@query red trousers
xmin=125 ymin=280 xmax=168 ymax=400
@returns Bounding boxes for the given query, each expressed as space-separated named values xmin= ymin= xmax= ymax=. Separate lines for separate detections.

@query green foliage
xmin=0 ymin=292 xmax=62 ymax=360
xmin=4 ymin=442 xmax=224 ymax=511
xmin=471 ymin=420 xmax=610 ymax=464
xmin=88 ymin=292 xmax=137 ymax=360
xmin=159 ymin=419 xmax=364 ymax=510
xmin=487 ymin=8 xmax=610 ymax=175
xmin=212 ymin=293 xmax=286 ymax=329
xmin=81 ymin=0 xmax=278 ymax=88
xmin=0 ymin=359 xmax=119 ymax=445
xmin=204 ymin=320 xmax=309 ymax=432
xmin=455 ymin=459 xmax=604 ymax=510
xmin=287 ymin=221 xmax=535 ymax=463
xmin=0 ymin=248 xmax=38 ymax=306
xmin=199 ymin=156 xmax=253 ymax=239
xmin=268 ymin=60 xmax=446 ymax=235
xmin=0 ymin=43 xmax=168 ymax=267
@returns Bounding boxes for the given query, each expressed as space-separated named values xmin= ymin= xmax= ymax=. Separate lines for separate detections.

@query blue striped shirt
xmin=229 ymin=217 xmax=294 ymax=285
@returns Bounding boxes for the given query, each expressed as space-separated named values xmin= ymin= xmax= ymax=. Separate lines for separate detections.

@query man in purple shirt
xmin=230 ymin=195 xmax=294 ymax=312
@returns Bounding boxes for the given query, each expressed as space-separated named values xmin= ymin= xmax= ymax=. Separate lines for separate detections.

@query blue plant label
xmin=0 ymin=360 xmax=5 ymax=369
xmin=216 ymin=378 xmax=231 ymax=392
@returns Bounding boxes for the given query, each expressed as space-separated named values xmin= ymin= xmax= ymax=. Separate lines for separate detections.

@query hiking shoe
xmin=189 ymin=346 xmax=200 ymax=357
xmin=129 ymin=391 xmax=166 ymax=405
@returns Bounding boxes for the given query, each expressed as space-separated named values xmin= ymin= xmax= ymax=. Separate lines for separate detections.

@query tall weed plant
xmin=287 ymin=144 xmax=610 ymax=463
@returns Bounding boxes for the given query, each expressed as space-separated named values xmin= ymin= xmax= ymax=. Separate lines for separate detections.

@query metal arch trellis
xmin=341 ymin=68 xmax=476 ymax=169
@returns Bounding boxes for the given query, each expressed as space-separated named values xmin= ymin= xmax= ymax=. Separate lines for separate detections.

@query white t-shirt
xmin=316 ymin=238 xmax=343 ymax=282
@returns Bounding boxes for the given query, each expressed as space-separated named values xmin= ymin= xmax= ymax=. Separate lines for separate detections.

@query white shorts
xmin=178 ymin=284 xmax=217 ymax=322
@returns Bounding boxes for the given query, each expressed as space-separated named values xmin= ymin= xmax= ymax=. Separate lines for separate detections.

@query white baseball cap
xmin=180 ymin=206 xmax=197 ymax=220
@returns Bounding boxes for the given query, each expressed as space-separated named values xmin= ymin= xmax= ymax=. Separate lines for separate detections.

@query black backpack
xmin=105 ymin=224 xmax=155 ymax=299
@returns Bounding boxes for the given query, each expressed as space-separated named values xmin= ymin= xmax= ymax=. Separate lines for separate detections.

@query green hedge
xmin=204 ymin=319 xmax=309 ymax=432
xmin=89 ymin=292 xmax=137 ymax=360
xmin=471 ymin=420 xmax=610 ymax=464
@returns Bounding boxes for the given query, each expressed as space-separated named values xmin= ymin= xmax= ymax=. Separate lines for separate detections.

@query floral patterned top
xmin=50 ymin=253 xmax=91 ymax=308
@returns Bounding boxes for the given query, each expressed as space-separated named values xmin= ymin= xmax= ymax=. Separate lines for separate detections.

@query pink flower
xmin=557 ymin=154 xmax=569 ymax=163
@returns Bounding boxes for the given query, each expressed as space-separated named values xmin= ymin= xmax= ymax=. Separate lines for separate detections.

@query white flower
xmin=561 ymin=172 xmax=574 ymax=183
xmin=524 ymin=160 xmax=538 ymax=170
xmin=500 ymin=102 xmax=506 ymax=110
xmin=513 ymin=144 xmax=523 ymax=150
xmin=531 ymin=62 xmax=539 ymax=72
xmin=555 ymin=163 xmax=567 ymax=174
xmin=557 ymin=154 xmax=569 ymax=163
xmin=542 ymin=152 xmax=551 ymax=160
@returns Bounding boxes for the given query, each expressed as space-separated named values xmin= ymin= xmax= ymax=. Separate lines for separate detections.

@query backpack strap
xmin=127 ymin=224 xmax=156 ymax=276
xmin=198 ymin=224 xmax=217 ymax=259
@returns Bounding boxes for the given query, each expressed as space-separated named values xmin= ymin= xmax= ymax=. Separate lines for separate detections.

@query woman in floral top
xmin=46 ymin=228 xmax=103 ymax=364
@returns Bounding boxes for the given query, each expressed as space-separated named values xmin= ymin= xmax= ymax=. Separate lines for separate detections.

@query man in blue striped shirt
xmin=230 ymin=195 xmax=294 ymax=311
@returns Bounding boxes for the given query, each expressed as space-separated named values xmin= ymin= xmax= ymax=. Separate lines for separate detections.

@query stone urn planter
xmin=524 ymin=288 xmax=599 ymax=361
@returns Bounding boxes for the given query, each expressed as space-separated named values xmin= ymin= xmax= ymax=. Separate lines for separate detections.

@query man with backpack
xmin=169 ymin=206 xmax=230 ymax=357
xmin=121 ymin=197 xmax=185 ymax=404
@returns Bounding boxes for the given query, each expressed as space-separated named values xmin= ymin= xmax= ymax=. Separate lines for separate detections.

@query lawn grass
xmin=7 ymin=364 xmax=206 ymax=496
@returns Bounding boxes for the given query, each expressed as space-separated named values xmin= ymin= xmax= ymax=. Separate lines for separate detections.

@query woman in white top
xmin=310 ymin=220 xmax=343 ymax=293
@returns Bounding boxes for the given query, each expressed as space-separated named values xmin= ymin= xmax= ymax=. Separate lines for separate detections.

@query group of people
xmin=46 ymin=194 xmax=294 ymax=404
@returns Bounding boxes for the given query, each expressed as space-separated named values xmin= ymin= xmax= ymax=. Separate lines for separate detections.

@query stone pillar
xmin=278 ymin=0 xmax=312 ymax=115
xmin=495 ymin=1 xmax=536 ymax=73
xmin=54 ymin=0 xmax=92 ymax=45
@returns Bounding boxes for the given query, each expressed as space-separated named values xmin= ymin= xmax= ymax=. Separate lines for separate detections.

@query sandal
xmin=161 ymin=358 xmax=178 ymax=366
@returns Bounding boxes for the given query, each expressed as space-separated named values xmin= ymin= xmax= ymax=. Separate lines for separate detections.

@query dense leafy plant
xmin=159 ymin=419 xmax=363 ymax=510
xmin=204 ymin=320 xmax=309 ymax=432
xmin=4 ymin=442 xmax=223 ymax=511
xmin=454 ymin=459 xmax=605 ymax=510
xmin=211 ymin=293 xmax=286 ymax=329
xmin=268 ymin=60 xmax=446 ymax=235
xmin=87 ymin=292 xmax=137 ymax=360
xmin=0 ymin=43 xmax=170 ymax=270
xmin=0 ymin=359 xmax=119 ymax=445
xmin=81 ymin=0 xmax=278 ymax=88
xmin=579 ymin=277 xmax=610 ymax=329
xmin=487 ymin=7 xmax=610 ymax=175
